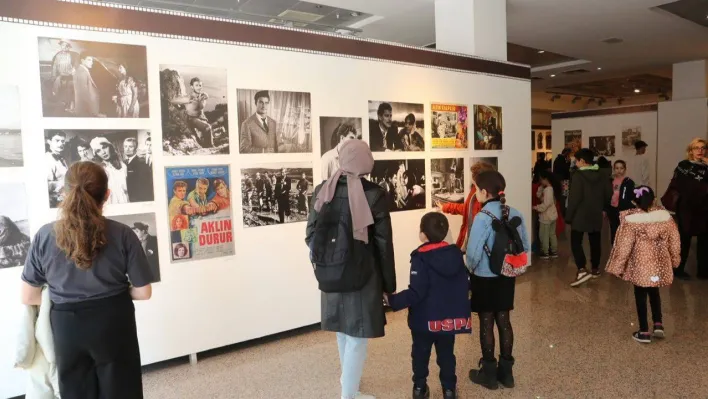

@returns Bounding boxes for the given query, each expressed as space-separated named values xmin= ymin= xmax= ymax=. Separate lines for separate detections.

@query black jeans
xmin=570 ymin=230 xmax=601 ymax=270
xmin=607 ymin=207 xmax=620 ymax=246
xmin=51 ymin=292 xmax=143 ymax=399
xmin=633 ymin=285 xmax=662 ymax=332
xmin=411 ymin=331 xmax=456 ymax=391
xmin=677 ymin=232 xmax=708 ymax=277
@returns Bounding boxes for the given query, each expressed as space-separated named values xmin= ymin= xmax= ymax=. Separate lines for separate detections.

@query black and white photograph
xmin=240 ymin=163 xmax=313 ymax=228
xmin=431 ymin=158 xmax=464 ymax=205
xmin=368 ymin=101 xmax=425 ymax=152
xmin=106 ymin=213 xmax=160 ymax=283
xmin=590 ymin=135 xmax=616 ymax=157
xmin=45 ymin=129 xmax=154 ymax=208
xmin=319 ymin=116 xmax=362 ymax=181
xmin=38 ymin=37 xmax=149 ymax=118
xmin=471 ymin=156 xmax=499 ymax=171
xmin=160 ymin=65 xmax=229 ymax=156
xmin=0 ymin=86 xmax=23 ymax=167
xmin=473 ymin=105 xmax=503 ymax=150
xmin=622 ymin=127 xmax=642 ymax=149
xmin=0 ymin=183 xmax=30 ymax=269
xmin=366 ymin=159 xmax=426 ymax=212
xmin=237 ymin=89 xmax=312 ymax=154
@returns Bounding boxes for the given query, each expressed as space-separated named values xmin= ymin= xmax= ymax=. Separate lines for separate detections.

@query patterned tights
xmin=478 ymin=311 xmax=513 ymax=361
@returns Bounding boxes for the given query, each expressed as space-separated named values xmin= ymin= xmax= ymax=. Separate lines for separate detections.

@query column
xmin=434 ymin=0 xmax=507 ymax=60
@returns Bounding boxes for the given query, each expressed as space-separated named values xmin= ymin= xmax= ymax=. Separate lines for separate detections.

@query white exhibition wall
xmin=0 ymin=21 xmax=531 ymax=398
xmin=551 ymin=109 xmax=659 ymax=189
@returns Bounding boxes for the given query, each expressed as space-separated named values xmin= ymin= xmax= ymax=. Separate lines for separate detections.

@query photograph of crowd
xmin=160 ymin=65 xmax=229 ymax=156
xmin=0 ymin=86 xmax=22 ymax=167
xmin=0 ymin=183 xmax=30 ymax=269
xmin=38 ymin=37 xmax=149 ymax=118
xmin=45 ymin=129 xmax=154 ymax=208
xmin=240 ymin=163 xmax=313 ymax=228
xmin=431 ymin=103 xmax=468 ymax=149
xmin=564 ymin=130 xmax=582 ymax=156
xmin=622 ymin=127 xmax=642 ymax=149
xmin=590 ymin=135 xmax=616 ymax=157
xmin=319 ymin=116 xmax=362 ymax=181
xmin=366 ymin=159 xmax=426 ymax=212
xmin=107 ymin=213 xmax=161 ymax=283
xmin=473 ymin=105 xmax=503 ymax=150
xmin=368 ymin=101 xmax=425 ymax=152
xmin=471 ymin=156 xmax=499 ymax=171
xmin=431 ymin=158 xmax=464 ymax=205
xmin=237 ymin=89 xmax=312 ymax=154
xmin=166 ymin=165 xmax=234 ymax=262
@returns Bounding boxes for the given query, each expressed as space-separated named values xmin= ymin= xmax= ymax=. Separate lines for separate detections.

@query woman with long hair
xmin=21 ymin=161 xmax=154 ymax=398
xmin=90 ymin=136 xmax=130 ymax=204
xmin=114 ymin=63 xmax=140 ymax=118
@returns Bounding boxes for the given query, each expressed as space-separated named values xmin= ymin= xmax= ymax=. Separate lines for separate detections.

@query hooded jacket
xmin=605 ymin=207 xmax=681 ymax=287
xmin=566 ymin=165 xmax=612 ymax=232
xmin=388 ymin=243 xmax=471 ymax=335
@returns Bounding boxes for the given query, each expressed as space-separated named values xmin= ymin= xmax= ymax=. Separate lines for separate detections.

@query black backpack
xmin=309 ymin=200 xmax=373 ymax=293
xmin=480 ymin=210 xmax=529 ymax=278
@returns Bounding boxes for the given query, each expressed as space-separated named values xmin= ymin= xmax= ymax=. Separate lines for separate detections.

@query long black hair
xmin=633 ymin=185 xmax=655 ymax=211
xmin=475 ymin=170 xmax=508 ymax=221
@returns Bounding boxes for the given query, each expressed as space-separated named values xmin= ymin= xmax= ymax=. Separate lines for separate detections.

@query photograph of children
xmin=166 ymin=165 xmax=234 ymax=262
xmin=590 ymin=135 xmax=616 ymax=157
xmin=44 ymin=129 xmax=154 ymax=208
xmin=366 ymin=160 xmax=426 ymax=212
xmin=240 ymin=163 xmax=314 ymax=228
xmin=431 ymin=158 xmax=464 ymax=205
xmin=564 ymin=130 xmax=582 ymax=156
xmin=37 ymin=37 xmax=149 ymax=118
xmin=0 ymin=86 xmax=23 ymax=167
xmin=368 ymin=101 xmax=425 ymax=152
xmin=106 ymin=213 xmax=160 ymax=283
xmin=473 ymin=105 xmax=503 ymax=150
xmin=431 ymin=103 xmax=468 ymax=149
xmin=0 ymin=183 xmax=30 ymax=269
xmin=622 ymin=127 xmax=642 ymax=150
xmin=471 ymin=156 xmax=499 ymax=171
xmin=319 ymin=117 xmax=362 ymax=181
xmin=160 ymin=65 xmax=229 ymax=156
xmin=237 ymin=89 xmax=312 ymax=154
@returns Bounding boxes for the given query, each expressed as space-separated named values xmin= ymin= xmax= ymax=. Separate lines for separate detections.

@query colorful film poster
xmin=431 ymin=103 xmax=468 ymax=149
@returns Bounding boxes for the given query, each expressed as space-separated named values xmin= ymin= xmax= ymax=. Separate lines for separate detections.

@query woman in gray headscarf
xmin=306 ymin=140 xmax=396 ymax=399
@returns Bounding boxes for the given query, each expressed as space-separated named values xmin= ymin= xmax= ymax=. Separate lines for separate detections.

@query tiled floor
xmin=143 ymin=237 xmax=708 ymax=398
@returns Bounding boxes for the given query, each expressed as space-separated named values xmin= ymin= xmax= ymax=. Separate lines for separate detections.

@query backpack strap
xmin=479 ymin=209 xmax=498 ymax=221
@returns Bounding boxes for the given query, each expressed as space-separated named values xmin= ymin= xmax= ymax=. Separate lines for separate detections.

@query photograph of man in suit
xmin=45 ymin=131 xmax=68 ymax=208
xmin=369 ymin=102 xmax=402 ymax=152
xmin=73 ymin=53 xmax=101 ymax=117
xmin=123 ymin=137 xmax=153 ymax=202
xmin=239 ymin=90 xmax=279 ymax=153
xmin=132 ymin=222 xmax=160 ymax=283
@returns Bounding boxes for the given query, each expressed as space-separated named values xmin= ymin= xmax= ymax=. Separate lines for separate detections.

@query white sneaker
xmin=342 ymin=393 xmax=375 ymax=399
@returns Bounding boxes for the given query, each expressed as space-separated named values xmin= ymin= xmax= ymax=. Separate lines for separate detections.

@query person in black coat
xmin=132 ymin=222 xmax=160 ymax=283
xmin=553 ymin=148 xmax=572 ymax=216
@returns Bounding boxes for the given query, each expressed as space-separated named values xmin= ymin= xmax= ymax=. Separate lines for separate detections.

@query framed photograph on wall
xmin=0 ymin=182 xmax=30 ymax=269
xmin=589 ymin=135 xmax=616 ymax=157
xmin=37 ymin=37 xmax=149 ymax=118
xmin=366 ymin=159 xmax=426 ymax=212
xmin=431 ymin=103 xmax=468 ymax=149
xmin=622 ymin=127 xmax=642 ymax=150
xmin=44 ymin=129 xmax=154 ymax=208
xmin=107 ymin=213 xmax=161 ymax=283
xmin=0 ymin=86 xmax=23 ymax=167
xmin=431 ymin=158 xmax=465 ymax=206
xmin=160 ymin=65 xmax=229 ymax=156
xmin=237 ymin=89 xmax=312 ymax=154
xmin=546 ymin=132 xmax=553 ymax=151
xmin=319 ymin=117 xmax=362 ymax=181
xmin=368 ymin=101 xmax=425 ymax=152
xmin=473 ymin=105 xmax=503 ymax=150
xmin=564 ymin=130 xmax=582 ymax=156
xmin=537 ymin=131 xmax=544 ymax=150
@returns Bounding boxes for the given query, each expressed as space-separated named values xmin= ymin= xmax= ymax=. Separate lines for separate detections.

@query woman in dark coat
xmin=305 ymin=140 xmax=396 ymax=399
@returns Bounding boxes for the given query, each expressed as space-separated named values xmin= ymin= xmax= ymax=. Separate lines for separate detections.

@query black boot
xmin=442 ymin=388 xmax=457 ymax=398
xmin=469 ymin=358 xmax=499 ymax=390
xmin=412 ymin=384 xmax=430 ymax=399
xmin=497 ymin=356 xmax=515 ymax=388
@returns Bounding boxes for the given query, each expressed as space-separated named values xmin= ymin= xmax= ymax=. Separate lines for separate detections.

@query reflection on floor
xmin=143 ymin=237 xmax=708 ymax=398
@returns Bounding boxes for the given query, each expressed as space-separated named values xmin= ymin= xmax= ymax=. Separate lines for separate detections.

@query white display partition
xmin=0 ymin=20 xmax=531 ymax=398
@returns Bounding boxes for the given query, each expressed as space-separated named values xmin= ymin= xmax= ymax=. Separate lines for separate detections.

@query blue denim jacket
xmin=465 ymin=200 xmax=530 ymax=277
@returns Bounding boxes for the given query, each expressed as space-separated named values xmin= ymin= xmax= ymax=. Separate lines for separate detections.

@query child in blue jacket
xmin=386 ymin=212 xmax=470 ymax=399
xmin=466 ymin=170 xmax=529 ymax=391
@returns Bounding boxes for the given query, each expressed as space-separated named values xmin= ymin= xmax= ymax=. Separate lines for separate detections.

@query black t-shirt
xmin=22 ymin=219 xmax=153 ymax=304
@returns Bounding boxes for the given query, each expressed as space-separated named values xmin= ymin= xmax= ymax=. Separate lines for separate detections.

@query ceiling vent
xmin=278 ymin=9 xmax=324 ymax=23
xmin=562 ymin=69 xmax=591 ymax=75
xmin=602 ymin=37 xmax=624 ymax=44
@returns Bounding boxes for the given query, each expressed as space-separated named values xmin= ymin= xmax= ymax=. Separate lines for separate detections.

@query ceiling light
xmin=538 ymin=50 xmax=545 ymax=54
xmin=351 ymin=12 xmax=359 ymax=17
xmin=597 ymin=67 xmax=602 ymax=70
xmin=634 ymin=89 xmax=641 ymax=93
xmin=550 ymin=74 xmax=556 ymax=78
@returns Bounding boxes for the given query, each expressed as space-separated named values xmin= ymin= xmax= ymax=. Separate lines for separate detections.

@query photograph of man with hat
xmin=132 ymin=221 xmax=160 ymax=283
xmin=51 ymin=39 xmax=78 ymax=113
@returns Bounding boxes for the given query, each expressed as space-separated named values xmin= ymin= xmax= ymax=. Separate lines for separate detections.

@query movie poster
xmin=37 ymin=37 xmax=149 ymax=118
xmin=537 ymin=131 xmax=545 ymax=150
xmin=320 ymin=117 xmax=362 ymax=181
xmin=367 ymin=159 xmax=426 ymax=212
xmin=431 ymin=158 xmax=464 ymax=206
xmin=0 ymin=183 xmax=30 ymax=269
xmin=106 ymin=213 xmax=161 ymax=283
xmin=622 ymin=127 xmax=641 ymax=149
xmin=368 ymin=101 xmax=425 ymax=152
xmin=165 ymin=165 xmax=234 ymax=262
xmin=564 ymin=130 xmax=582 ymax=156
xmin=160 ymin=65 xmax=229 ymax=156
xmin=473 ymin=105 xmax=503 ymax=150
xmin=431 ymin=103 xmax=468 ymax=149
xmin=590 ymin=135 xmax=616 ymax=157
xmin=240 ymin=163 xmax=314 ymax=228
xmin=237 ymin=89 xmax=312 ymax=154
xmin=0 ymin=86 xmax=23 ymax=167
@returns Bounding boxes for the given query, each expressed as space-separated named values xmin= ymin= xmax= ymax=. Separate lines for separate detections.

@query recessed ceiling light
xmin=634 ymin=89 xmax=641 ymax=93
xmin=597 ymin=67 xmax=602 ymax=70
xmin=550 ymin=74 xmax=556 ymax=77
xmin=538 ymin=50 xmax=545 ymax=54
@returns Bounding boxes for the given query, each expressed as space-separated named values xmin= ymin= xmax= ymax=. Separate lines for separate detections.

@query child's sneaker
xmin=550 ymin=252 xmax=559 ymax=259
xmin=653 ymin=323 xmax=665 ymax=339
xmin=412 ymin=385 xmax=429 ymax=399
xmin=443 ymin=388 xmax=457 ymax=399
xmin=591 ymin=269 xmax=601 ymax=278
xmin=540 ymin=253 xmax=551 ymax=260
xmin=570 ymin=268 xmax=592 ymax=287
xmin=632 ymin=331 xmax=651 ymax=344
